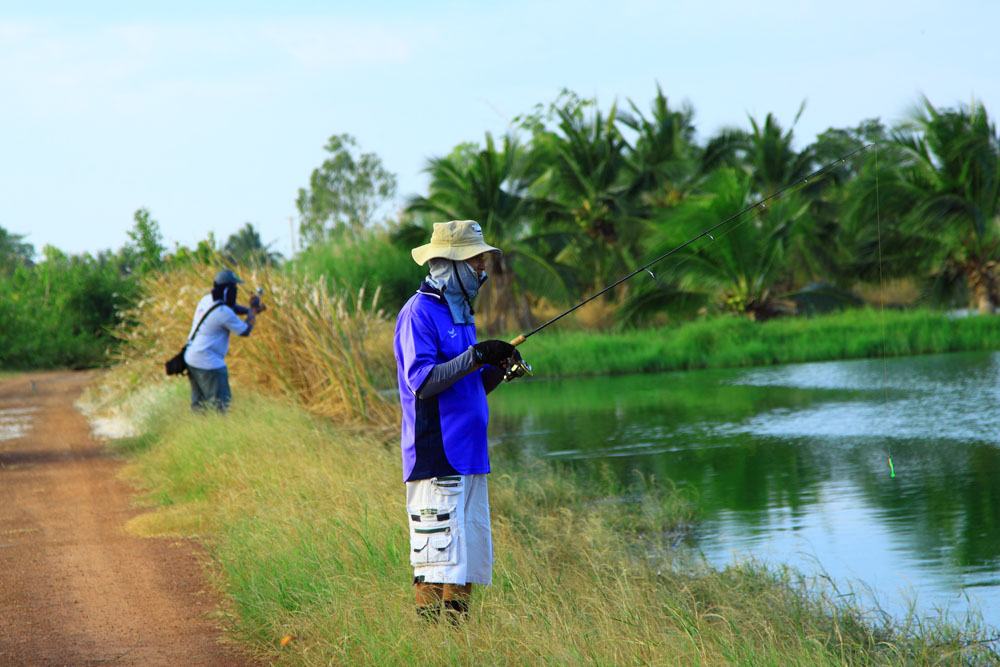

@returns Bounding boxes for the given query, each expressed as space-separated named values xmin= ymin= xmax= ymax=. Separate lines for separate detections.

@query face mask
xmin=212 ymin=283 xmax=238 ymax=307
xmin=426 ymin=259 xmax=486 ymax=325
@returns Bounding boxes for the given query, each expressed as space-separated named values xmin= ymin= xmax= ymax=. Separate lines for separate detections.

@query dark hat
xmin=213 ymin=269 xmax=244 ymax=286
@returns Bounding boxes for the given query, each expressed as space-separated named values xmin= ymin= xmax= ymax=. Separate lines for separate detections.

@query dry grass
xmin=527 ymin=296 xmax=622 ymax=332
xmin=92 ymin=260 xmax=399 ymax=427
xmin=853 ymin=278 xmax=922 ymax=307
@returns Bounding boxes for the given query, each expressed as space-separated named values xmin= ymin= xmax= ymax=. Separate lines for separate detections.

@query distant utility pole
xmin=288 ymin=216 xmax=296 ymax=256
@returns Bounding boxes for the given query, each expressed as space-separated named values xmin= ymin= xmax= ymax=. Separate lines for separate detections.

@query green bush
xmin=0 ymin=250 xmax=137 ymax=369
xmin=290 ymin=230 xmax=425 ymax=312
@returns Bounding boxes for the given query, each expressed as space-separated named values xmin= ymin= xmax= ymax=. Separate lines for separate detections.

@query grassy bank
xmin=117 ymin=386 xmax=997 ymax=665
xmin=516 ymin=308 xmax=1000 ymax=377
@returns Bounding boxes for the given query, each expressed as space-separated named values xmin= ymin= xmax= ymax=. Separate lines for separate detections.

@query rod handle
xmin=509 ymin=334 xmax=526 ymax=347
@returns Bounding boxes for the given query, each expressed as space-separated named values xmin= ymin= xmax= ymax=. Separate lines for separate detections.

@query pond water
xmin=488 ymin=350 xmax=1000 ymax=629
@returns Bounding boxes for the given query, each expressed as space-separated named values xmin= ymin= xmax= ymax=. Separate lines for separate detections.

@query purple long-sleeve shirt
xmin=394 ymin=283 xmax=491 ymax=482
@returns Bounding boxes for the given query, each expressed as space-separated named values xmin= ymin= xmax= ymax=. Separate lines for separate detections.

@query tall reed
xmin=98 ymin=260 xmax=399 ymax=426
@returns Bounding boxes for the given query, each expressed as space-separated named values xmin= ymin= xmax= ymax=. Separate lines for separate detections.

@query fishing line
xmin=873 ymin=142 xmax=894 ymax=477
xmin=508 ymin=144 xmax=873 ymax=347
xmin=640 ymin=201 xmax=788 ymax=314
xmin=636 ymin=197 xmax=770 ymax=289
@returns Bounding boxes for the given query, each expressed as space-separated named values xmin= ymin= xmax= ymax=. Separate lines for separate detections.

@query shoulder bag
xmin=165 ymin=302 xmax=223 ymax=376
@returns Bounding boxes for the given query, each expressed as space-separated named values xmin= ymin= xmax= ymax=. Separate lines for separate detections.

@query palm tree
xmin=534 ymin=101 xmax=648 ymax=292
xmin=854 ymin=98 xmax=1000 ymax=311
xmin=806 ymin=119 xmax=889 ymax=288
xmin=223 ymin=223 xmax=282 ymax=266
xmin=701 ymin=107 xmax=850 ymax=290
xmin=636 ymin=168 xmax=812 ymax=321
xmin=744 ymin=107 xmax=816 ymax=196
xmin=407 ymin=133 xmax=572 ymax=332
xmin=618 ymin=84 xmax=700 ymax=209
xmin=702 ymin=105 xmax=815 ymax=193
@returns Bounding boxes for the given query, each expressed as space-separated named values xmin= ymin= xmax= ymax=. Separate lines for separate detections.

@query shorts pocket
xmin=409 ymin=518 xmax=458 ymax=567
xmin=431 ymin=475 xmax=463 ymax=497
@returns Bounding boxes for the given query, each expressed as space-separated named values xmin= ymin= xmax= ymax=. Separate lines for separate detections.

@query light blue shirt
xmin=183 ymin=293 xmax=248 ymax=370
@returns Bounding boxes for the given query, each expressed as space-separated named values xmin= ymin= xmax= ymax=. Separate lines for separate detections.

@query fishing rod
xmin=503 ymin=143 xmax=873 ymax=375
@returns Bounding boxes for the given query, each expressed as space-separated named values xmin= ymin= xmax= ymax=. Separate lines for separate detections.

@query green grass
xmin=116 ymin=385 xmax=999 ymax=665
xmin=288 ymin=231 xmax=425 ymax=314
xmin=515 ymin=308 xmax=1000 ymax=377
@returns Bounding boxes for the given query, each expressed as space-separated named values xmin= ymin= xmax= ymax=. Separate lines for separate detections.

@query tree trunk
xmin=966 ymin=260 xmax=999 ymax=314
xmin=976 ymin=287 xmax=993 ymax=314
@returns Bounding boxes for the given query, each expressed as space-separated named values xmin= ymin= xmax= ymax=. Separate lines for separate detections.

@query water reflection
xmin=488 ymin=351 xmax=1000 ymax=627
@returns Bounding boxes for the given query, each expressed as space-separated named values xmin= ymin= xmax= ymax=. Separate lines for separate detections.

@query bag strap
xmin=187 ymin=302 xmax=225 ymax=344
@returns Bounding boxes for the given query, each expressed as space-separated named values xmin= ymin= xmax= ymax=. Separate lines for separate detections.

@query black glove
xmin=249 ymin=295 xmax=266 ymax=312
xmin=473 ymin=340 xmax=516 ymax=366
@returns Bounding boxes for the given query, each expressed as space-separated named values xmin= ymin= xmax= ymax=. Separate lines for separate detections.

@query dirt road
xmin=0 ymin=372 xmax=247 ymax=667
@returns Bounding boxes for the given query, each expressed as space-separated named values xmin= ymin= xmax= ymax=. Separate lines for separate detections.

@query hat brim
xmin=411 ymin=241 xmax=501 ymax=266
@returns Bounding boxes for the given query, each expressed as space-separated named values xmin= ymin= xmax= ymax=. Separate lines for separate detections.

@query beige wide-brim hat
xmin=411 ymin=220 xmax=502 ymax=266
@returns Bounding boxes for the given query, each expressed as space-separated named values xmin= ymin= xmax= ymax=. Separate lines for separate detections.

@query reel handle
xmin=503 ymin=334 xmax=531 ymax=382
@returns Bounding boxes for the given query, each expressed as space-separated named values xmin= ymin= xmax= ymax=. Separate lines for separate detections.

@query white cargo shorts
xmin=405 ymin=474 xmax=493 ymax=586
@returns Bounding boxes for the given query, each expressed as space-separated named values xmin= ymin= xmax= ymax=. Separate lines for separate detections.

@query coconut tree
xmin=805 ymin=119 xmax=890 ymax=288
xmin=906 ymin=98 xmax=1000 ymax=312
xmin=849 ymin=98 xmax=1000 ymax=311
xmin=223 ymin=223 xmax=283 ymax=267
xmin=744 ymin=107 xmax=816 ymax=196
xmin=407 ymin=133 xmax=572 ymax=332
xmin=702 ymin=107 xmax=853 ymax=291
xmin=633 ymin=168 xmax=813 ymax=321
xmin=702 ymin=105 xmax=814 ymax=190
xmin=618 ymin=84 xmax=700 ymax=209
xmin=532 ymin=100 xmax=650 ymax=295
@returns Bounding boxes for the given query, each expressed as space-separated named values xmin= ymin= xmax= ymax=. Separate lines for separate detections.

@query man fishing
xmin=393 ymin=220 xmax=522 ymax=624
xmin=183 ymin=269 xmax=263 ymax=413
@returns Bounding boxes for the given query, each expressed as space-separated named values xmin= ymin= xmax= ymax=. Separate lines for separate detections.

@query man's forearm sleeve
xmin=416 ymin=347 xmax=478 ymax=399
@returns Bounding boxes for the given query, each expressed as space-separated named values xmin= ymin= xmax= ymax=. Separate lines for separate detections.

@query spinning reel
xmin=503 ymin=354 xmax=532 ymax=382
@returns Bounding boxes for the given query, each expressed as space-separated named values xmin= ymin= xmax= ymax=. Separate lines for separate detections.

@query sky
xmin=2 ymin=0 xmax=998 ymax=259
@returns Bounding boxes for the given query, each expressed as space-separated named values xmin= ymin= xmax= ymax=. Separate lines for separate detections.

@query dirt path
xmin=0 ymin=372 xmax=248 ymax=667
